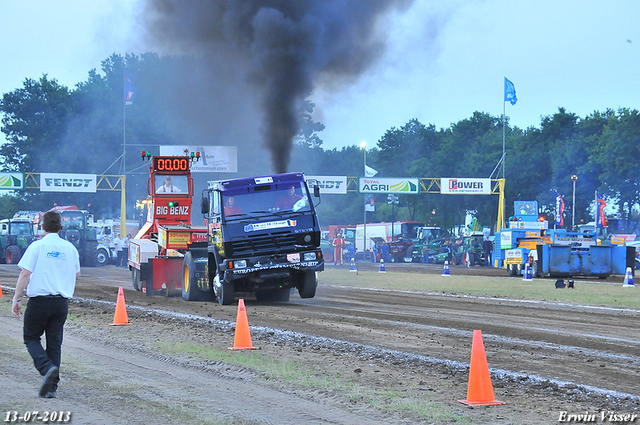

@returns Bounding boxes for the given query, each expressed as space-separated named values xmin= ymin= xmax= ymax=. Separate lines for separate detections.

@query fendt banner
xmin=441 ymin=178 xmax=492 ymax=195
xmin=0 ymin=172 xmax=25 ymax=190
xmin=306 ymin=176 xmax=347 ymax=194
xmin=40 ymin=173 xmax=97 ymax=192
xmin=358 ymin=178 xmax=419 ymax=194
xmin=160 ymin=146 xmax=238 ymax=173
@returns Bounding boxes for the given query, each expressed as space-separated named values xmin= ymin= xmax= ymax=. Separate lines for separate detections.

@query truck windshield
xmin=222 ymin=182 xmax=311 ymax=220
xmin=11 ymin=222 xmax=32 ymax=236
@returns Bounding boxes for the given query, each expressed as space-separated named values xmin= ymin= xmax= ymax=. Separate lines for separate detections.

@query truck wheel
xmin=83 ymin=241 xmax=98 ymax=267
xmin=97 ymin=248 xmax=109 ymax=266
xmin=182 ymin=252 xmax=214 ymax=301
xmin=6 ymin=245 xmax=22 ymax=264
xmin=213 ymin=274 xmax=234 ymax=305
xmin=219 ymin=281 xmax=234 ymax=305
xmin=507 ymin=264 xmax=517 ymax=276
xmin=132 ymin=268 xmax=141 ymax=291
xmin=323 ymin=249 xmax=334 ymax=264
xmin=298 ymin=271 xmax=317 ymax=299
xmin=532 ymin=261 xmax=539 ymax=277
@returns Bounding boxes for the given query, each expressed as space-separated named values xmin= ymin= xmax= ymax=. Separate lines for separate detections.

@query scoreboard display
xmin=153 ymin=156 xmax=190 ymax=173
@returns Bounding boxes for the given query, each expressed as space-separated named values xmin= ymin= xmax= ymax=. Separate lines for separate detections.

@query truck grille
xmin=228 ymin=232 xmax=300 ymax=256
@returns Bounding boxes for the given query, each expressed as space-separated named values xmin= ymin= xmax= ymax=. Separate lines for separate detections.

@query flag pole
xmin=122 ymin=67 xmax=127 ymax=238
xmin=502 ymin=99 xmax=506 ymax=179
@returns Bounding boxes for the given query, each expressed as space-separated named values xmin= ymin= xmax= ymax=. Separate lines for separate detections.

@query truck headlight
xmin=303 ymin=252 xmax=317 ymax=261
xmin=234 ymin=260 xmax=247 ymax=268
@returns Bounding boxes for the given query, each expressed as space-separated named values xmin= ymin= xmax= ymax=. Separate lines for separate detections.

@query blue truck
xmin=182 ymin=173 xmax=324 ymax=304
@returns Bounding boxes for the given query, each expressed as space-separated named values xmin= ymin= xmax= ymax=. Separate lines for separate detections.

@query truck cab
xmin=185 ymin=173 xmax=323 ymax=305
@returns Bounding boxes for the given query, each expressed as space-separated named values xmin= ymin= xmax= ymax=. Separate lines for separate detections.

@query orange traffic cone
xmin=0 ymin=280 xmax=3 ymax=298
xmin=459 ymin=330 xmax=505 ymax=406
xmin=229 ymin=299 xmax=258 ymax=350
xmin=109 ymin=287 xmax=130 ymax=326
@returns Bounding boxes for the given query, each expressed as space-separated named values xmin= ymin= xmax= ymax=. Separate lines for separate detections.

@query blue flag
xmin=504 ymin=77 xmax=517 ymax=105
xmin=124 ymin=70 xmax=137 ymax=105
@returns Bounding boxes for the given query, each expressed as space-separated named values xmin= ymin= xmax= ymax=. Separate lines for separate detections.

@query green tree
xmin=0 ymin=75 xmax=74 ymax=172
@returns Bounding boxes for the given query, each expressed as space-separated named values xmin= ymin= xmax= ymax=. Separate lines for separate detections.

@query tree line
xmin=1 ymin=53 xmax=639 ymax=234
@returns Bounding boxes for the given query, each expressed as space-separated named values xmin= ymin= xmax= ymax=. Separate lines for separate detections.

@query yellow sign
xmin=611 ymin=236 xmax=625 ymax=245
xmin=168 ymin=231 xmax=190 ymax=246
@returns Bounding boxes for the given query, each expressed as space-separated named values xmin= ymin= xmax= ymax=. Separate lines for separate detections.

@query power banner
xmin=40 ymin=173 xmax=97 ymax=193
xmin=306 ymin=176 xmax=347 ymax=194
xmin=441 ymin=178 xmax=491 ymax=195
xmin=160 ymin=145 xmax=237 ymax=173
xmin=0 ymin=173 xmax=25 ymax=190
xmin=358 ymin=178 xmax=419 ymax=194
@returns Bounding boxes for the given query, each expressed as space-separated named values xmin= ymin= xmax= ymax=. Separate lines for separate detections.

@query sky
xmin=1 ymin=0 xmax=639 ymax=151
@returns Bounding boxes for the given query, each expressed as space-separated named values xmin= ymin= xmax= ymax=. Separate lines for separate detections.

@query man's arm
xmin=12 ymin=268 xmax=32 ymax=318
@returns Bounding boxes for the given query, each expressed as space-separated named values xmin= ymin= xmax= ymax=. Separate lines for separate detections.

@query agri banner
xmin=358 ymin=178 xmax=419 ymax=194
xmin=441 ymin=178 xmax=491 ymax=195
xmin=306 ymin=176 xmax=347 ymax=194
xmin=160 ymin=145 xmax=238 ymax=173
xmin=0 ymin=172 xmax=25 ymax=190
xmin=40 ymin=173 xmax=97 ymax=193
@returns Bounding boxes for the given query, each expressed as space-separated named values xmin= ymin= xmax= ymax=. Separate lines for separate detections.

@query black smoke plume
xmin=141 ymin=0 xmax=413 ymax=173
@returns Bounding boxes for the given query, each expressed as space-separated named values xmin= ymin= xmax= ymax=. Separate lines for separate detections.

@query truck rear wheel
xmin=132 ymin=268 xmax=141 ymax=291
xmin=182 ymin=252 xmax=214 ymax=301
xmin=6 ymin=245 xmax=21 ymax=264
xmin=298 ymin=271 xmax=317 ymax=299
xmin=507 ymin=264 xmax=517 ymax=276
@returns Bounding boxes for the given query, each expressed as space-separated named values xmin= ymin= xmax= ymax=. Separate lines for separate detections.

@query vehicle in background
xmin=320 ymin=225 xmax=356 ymax=263
xmin=128 ymin=152 xmax=207 ymax=296
xmin=0 ymin=215 xmax=36 ymax=264
xmin=356 ymin=221 xmax=424 ymax=262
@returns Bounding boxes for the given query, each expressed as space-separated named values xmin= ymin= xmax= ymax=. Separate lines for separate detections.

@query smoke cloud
xmin=141 ymin=0 xmax=414 ymax=173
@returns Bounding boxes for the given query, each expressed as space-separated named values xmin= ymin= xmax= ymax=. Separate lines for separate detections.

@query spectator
xmin=421 ymin=243 xmax=429 ymax=264
xmin=347 ymin=243 xmax=356 ymax=262
xmin=372 ymin=241 xmax=378 ymax=263
xmin=332 ymin=233 xmax=345 ymax=265
xmin=380 ymin=241 xmax=390 ymax=263
xmin=114 ymin=235 xmax=124 ymax=267
xmin=483 ymin=236 xmax=494 ymax=267
xmin=123 ymin=234 xmax=131 ymax=268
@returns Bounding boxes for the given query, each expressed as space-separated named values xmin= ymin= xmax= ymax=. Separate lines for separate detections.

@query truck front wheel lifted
xmin=298 ymin=271 xmax=317 ymax=299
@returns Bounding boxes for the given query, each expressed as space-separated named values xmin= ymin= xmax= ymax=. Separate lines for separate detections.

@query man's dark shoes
xmin=39 ymin=366 xmax=59 ymax=397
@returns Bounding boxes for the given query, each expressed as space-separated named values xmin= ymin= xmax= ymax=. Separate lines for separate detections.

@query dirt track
xmin=1 ymin=263 xmax=639 ymax=424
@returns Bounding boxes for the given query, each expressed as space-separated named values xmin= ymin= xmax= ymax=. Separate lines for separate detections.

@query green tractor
xmin=0 ymin=218 xmax=36 ymax=264
xmin=58 ymin=209 xmax=99 ymax=267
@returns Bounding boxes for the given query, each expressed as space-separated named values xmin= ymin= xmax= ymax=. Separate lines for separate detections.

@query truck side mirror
xmin=200 ymin=197 xmax=210 ymax=215
xmin=314 ymin=185 xmax=320 ymax=198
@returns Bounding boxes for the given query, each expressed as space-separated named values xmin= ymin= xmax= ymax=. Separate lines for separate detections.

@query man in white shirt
xmin=12 ymin=210 xmax=81 ymax=398
xmin=114 ymin=235 xmax=124 ymax=267
xmin=156 ymin=176 xmax=183 ymax=193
